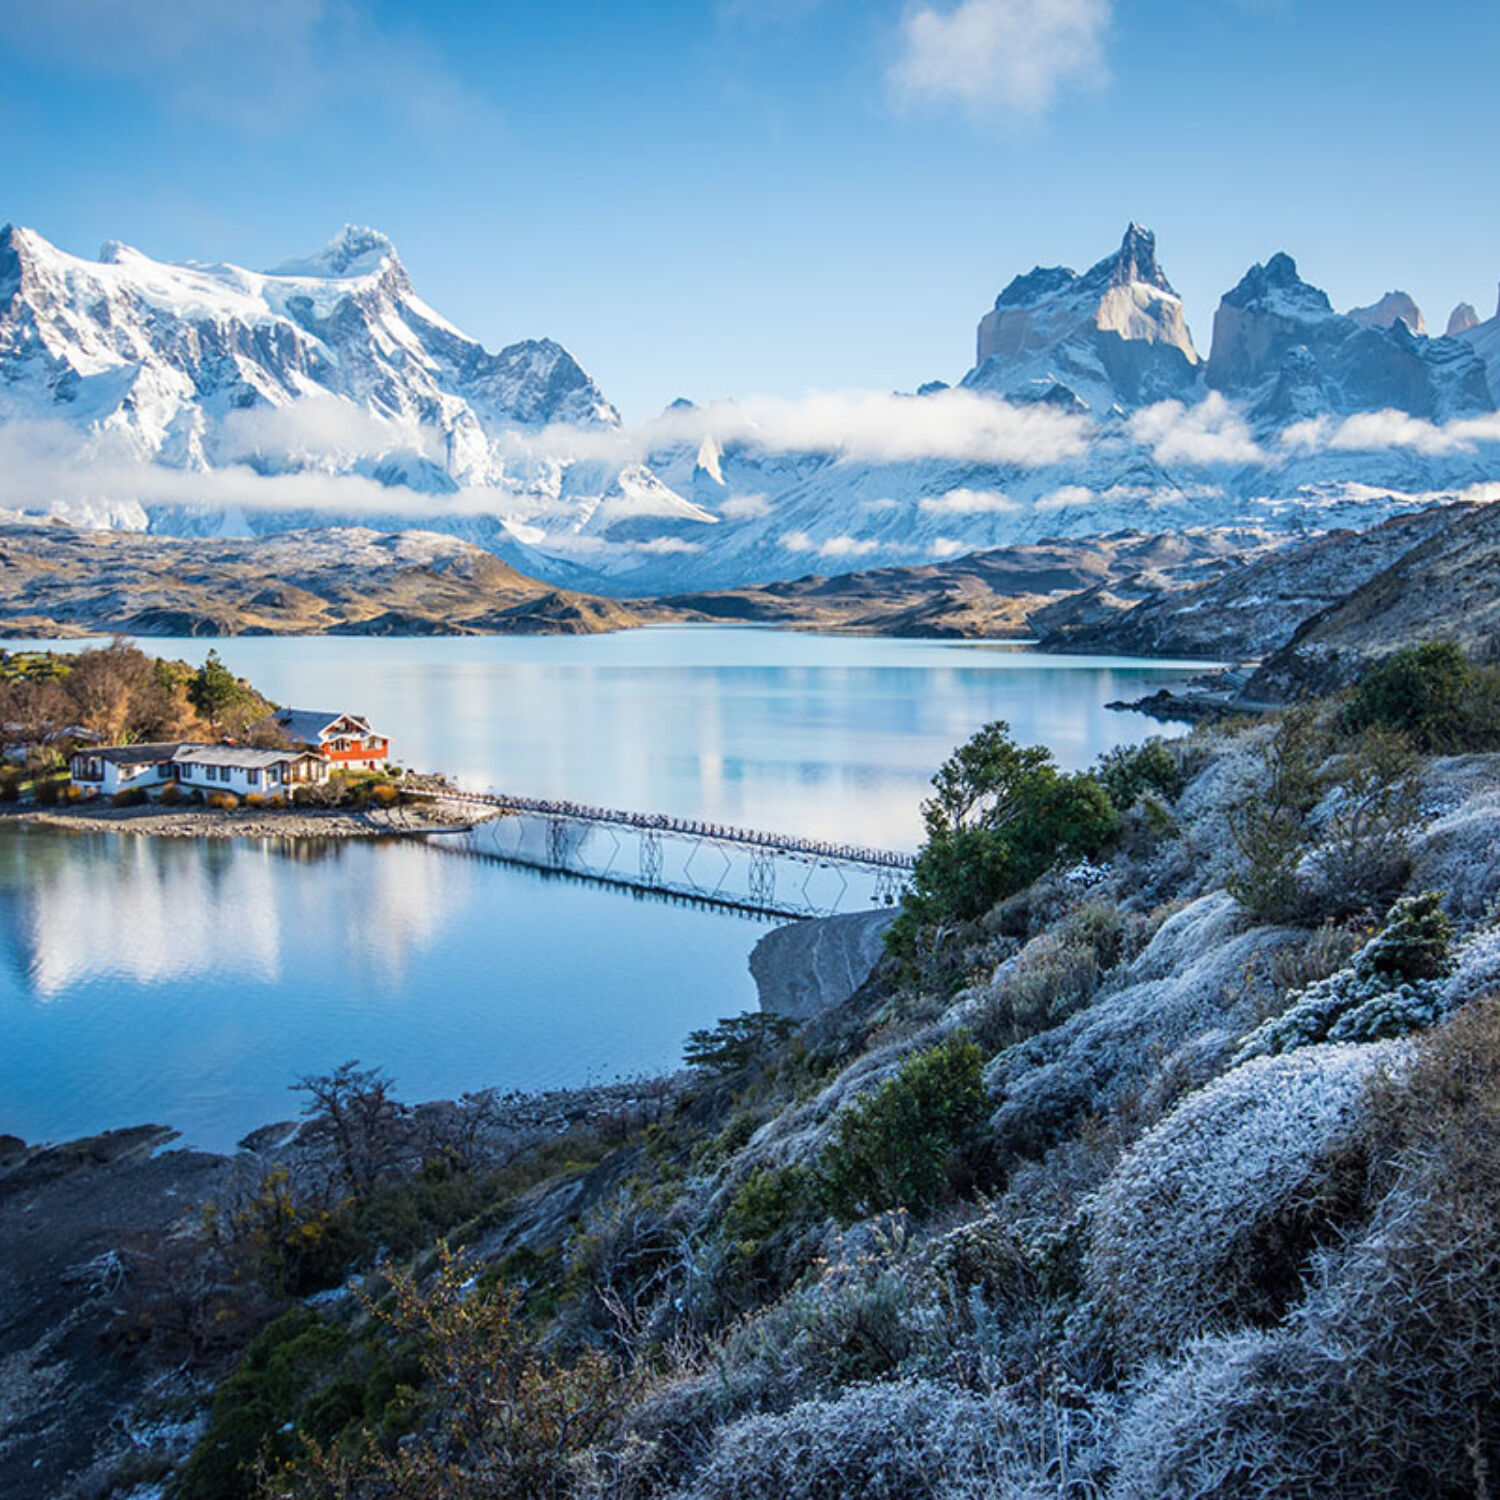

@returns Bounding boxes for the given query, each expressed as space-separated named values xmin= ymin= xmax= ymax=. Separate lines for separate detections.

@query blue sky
xmin=2 ymin=0 xmax=1497 ymax=420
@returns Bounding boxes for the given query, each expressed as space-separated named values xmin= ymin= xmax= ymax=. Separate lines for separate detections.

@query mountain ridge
xmin=4 ymin=219 xmax=1500 ymax=594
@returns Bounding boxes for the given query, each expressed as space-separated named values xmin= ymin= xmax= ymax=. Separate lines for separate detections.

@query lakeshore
xmin=4 ymin=796 xmax=488 ymax=841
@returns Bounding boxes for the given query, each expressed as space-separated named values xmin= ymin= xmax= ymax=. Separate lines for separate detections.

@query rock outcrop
xmin=1446 ymin=302 xmax=1481 ymax=336
xmin=1206 ymin=252 xmax=1491 ymax=419
xmin=1346 ymin=290 xmax=1426 ymax=335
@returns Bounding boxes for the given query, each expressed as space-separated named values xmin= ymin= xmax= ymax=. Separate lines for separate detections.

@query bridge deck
xmin=413 ymin=788 xmax=916 ymax=871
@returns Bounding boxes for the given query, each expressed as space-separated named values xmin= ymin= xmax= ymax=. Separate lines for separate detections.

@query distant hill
xmin=0 ymin=520 xmax=644 ymax=637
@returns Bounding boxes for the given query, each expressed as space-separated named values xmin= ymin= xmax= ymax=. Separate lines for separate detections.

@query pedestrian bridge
xmin=410 ymin=788 xmax=915 ymax=919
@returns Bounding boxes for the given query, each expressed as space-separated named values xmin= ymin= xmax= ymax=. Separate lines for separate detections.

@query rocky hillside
xmin=1250 ymin=501 xmax=1500 ymax=698
xmin=9 ymin=685 xmax=1500 ymax=1498
xmin=656 ymin=527 xmax=1285 ymax=638
xmin=0 ymin=519 xmax=645 ymax=636
xmin=1031 ymin=505 xmax=1467 ymax=660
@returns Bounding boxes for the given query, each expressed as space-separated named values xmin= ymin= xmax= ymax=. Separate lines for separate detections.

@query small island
xmin=1 ymin=642 xmax=475 ymax=839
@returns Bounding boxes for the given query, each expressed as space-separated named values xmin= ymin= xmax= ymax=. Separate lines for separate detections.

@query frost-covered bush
xmin=1109 ymin=1329 xmax=1335 ymax=1500
xmin=1236 ymin=893 xmax=1455 ymax=1061
xmin=1444 ymin=922 xmax=1500 ymax=1009
xmin=987 ymin=894 xmax=1298 ymax=1159
xmin=721 ymin=1254 xmax=923 ymax=1401
xmin=1111 ymin=1002 xmax=1500 ymax=1497
xmin=970 ymin=927 xmax=1103 ymax=1056
xmin=1406 ymin=776 xmax=1500 ymax=921
xmin=1086 ymin=1044 xmax=1402 ymax=1363
xmin=675 ymin=1376 xmax=1117 ymax=1500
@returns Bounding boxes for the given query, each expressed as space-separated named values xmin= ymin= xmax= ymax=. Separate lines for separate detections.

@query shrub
xmin=971 ymin=933 xmax=1100 ymax=1055
xmin=263 ymin=1244 xmax=620 ymax=1500
xmin=1096 ymin=737 xmax=1186 ymax=811
xmin=207 ymin=790 xmax=240 ymax=811
xmin=0 ymin=769 xmax=21 ymax=803
xmin=158 ymin=780 xmax=184 ymax=806
xmin=112 ymin=786 xmax=148 ymax=807
xmin=1304 ymin=728 xmax=1421 ymax=918
xmin=265 ymin=791 xmax=288 ymax=810
xmin=1226 ymin=711 xmax=1324 ymax=925
xmin=1086 ymin=1042 xmax=1400 ymax=1363
xmin=174 ymin=1307 xmax=375 ymax=1500
xmin=33 ymin=776 xmax=63 ymax=805
xmin=243 ymin=792 xmax=266 ymax=809
xmin=682 ymin=1376 xmax=1117 ymax=1500
xmin=1117 ymin=1001 xmax=1500 ymax=1497
xmin=369 ymin=782 xmax=400 ymax=807
xmin=718 ymin=1163 xmax=818 ymax=1302
xmin=1237 ymin=893 xmax=1457 ymax=1061
xmin=1344 ymin=639 xmax=1500 ymax=752
xmin=818 ymin=1035 xmax=988 ymax=1224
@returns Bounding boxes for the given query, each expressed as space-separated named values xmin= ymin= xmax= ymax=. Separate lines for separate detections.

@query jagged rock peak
xmin=1447 ymin=302 xmax=1481 ymax=337
xmin=1089 ymin=222 xmax=1173 ymax=293
xmin=1221 ymin=252 xmax=1333 ymax=317
xmin=270 ymin=225 xmax=399 ymax=279
xmin=993 ymin=224 xmax=1173 ymax=311
xmin=971 ymin=224 xmax=1199 ymax=406
xmin=1348 ymin=290 xmax=1426 ymax=337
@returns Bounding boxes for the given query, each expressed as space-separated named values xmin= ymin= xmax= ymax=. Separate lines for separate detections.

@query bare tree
xmin=291 ymin=1060 xmax=409 ymax=1199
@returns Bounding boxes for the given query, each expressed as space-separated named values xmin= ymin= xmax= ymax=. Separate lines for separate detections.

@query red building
xmin=273 ymin=709 xmax=392 ymax=773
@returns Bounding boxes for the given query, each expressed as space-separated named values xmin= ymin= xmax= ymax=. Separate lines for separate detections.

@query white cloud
xmin=718 ymin=492 xmax=773 ymax=519
xmin=918 ymin=487 xmax=1021 ymax=515
xmin=1129 ymin=392 xmax=1265 ymax=466
xmin=1281 ymin=409 xmax=1500 ymax=457
xmin=0 ymin=419 xmax=515 ymax=523
xmin=1035 ymin=482 xmax=1096 ymax=511
xmin=631 ymin=536 xmax=703 ymax=554
xmin=641 ymin=387 xmax=1091 ymax=467
xmin=890 ymin=0 xmax=1111 ymax=118
xmin=782 ymin=531 xmax=881 ymax=558
xmin=931 ymin=537 xmax=969 ymax=558
xmin=217 ymin=397 xmax=443 ymax=464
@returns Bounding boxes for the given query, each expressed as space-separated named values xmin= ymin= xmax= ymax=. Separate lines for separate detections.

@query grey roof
xmin=171 ymin=745 xmax=315 ymax=770
xmin=274 ymin=708 xmax=372 ymax=746
xmin=77 ymin=742 xmax=186 ymax=766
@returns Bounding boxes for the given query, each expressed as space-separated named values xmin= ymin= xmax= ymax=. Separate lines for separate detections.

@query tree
xmin=190 ymin=648 xmax=245 ymax=730
xmin=899 ymin=721 xmax=1120 ymax=933
xmin=291 ymin=1061 xmax=408 ymax=1200
xmin=684 ymin=1012 xmax=797 ymax=1077
xmin=1345 ymin=640 xmax=1494 ymax=752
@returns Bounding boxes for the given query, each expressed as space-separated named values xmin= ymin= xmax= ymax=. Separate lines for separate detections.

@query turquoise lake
xmin=0 ymin=628 xmax=1209 ymax=1149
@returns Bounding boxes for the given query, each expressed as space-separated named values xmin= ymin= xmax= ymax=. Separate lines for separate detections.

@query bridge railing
xmin=411 ymin=787 xmax=916 ymax=871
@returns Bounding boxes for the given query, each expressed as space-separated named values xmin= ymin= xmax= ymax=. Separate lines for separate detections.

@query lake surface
xmin=0 ymin=629 xmax=1209 ymax=1149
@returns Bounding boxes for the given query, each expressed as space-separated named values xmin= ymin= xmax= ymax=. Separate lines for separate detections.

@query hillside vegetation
xmin=25 ymin=644 xmax=1500 ymax=1499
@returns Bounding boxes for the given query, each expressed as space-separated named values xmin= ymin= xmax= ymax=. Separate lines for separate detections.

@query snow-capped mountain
xmin=0 ymin=223 xmax=697 ymax=567
xmin=3 ymin=219 xmax=1500 ymax=596
xmin=964 ymin=224 xmax=1201 ymax=410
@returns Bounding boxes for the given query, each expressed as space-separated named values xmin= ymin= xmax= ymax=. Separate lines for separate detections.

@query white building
xmin=69 ymin=742 xmax=327 ymax=798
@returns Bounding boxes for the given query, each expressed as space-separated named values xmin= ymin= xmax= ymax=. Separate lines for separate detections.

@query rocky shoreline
xmin=2 ymin=797 xmax=492 ymax=841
